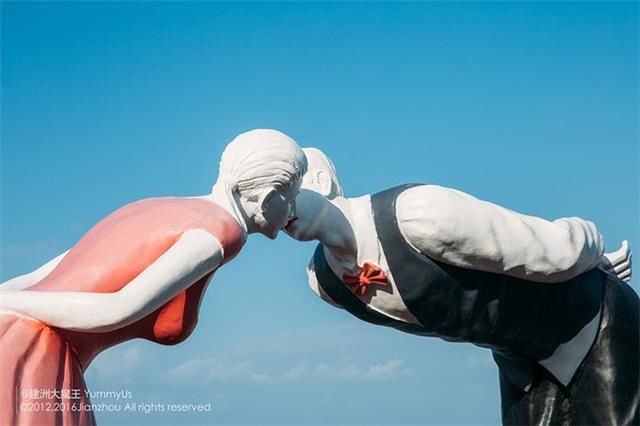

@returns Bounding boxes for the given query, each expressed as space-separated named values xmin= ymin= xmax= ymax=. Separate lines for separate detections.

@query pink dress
xmin=0 ymin=198 xmax=244 ymax=426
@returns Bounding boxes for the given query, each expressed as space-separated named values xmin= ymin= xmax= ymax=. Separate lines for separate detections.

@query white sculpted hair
xmin=302 ymin=147 xmax=344 ymax=199
xmin=219 ymin=129 xmax=307 ymax=195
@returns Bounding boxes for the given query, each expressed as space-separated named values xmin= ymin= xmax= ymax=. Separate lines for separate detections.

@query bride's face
xmin=243 ymin=180 xmax=302 ymax=240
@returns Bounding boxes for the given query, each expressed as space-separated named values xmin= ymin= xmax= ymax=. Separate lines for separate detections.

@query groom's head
xmin=283 ymin=147 xmax=345 ymax=242
xmin=301 ymin=147 xmax=344 ymax=199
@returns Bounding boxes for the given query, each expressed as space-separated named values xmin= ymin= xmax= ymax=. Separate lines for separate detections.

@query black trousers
xmin=499 ymin=275 xmax=640 ymax=426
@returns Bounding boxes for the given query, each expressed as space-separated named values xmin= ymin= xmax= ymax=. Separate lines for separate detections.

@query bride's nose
xmin=288 ymin=200 xmax=297 ymax=220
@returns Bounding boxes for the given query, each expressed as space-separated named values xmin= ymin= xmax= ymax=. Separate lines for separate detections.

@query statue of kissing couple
xmin=1 ymin=129 xmax=638 ymax=425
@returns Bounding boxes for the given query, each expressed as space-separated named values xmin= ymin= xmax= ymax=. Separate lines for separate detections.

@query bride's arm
xmin=0 ymin=229 xmax=223 ymax=332
xmin=0 ymin=250 xmax=69 ymax=290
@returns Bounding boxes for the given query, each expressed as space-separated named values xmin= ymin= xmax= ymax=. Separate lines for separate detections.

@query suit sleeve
xmin=396 ymin=185 xmax=605 ymax=283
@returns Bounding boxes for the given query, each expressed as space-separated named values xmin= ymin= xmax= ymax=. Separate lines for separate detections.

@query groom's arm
xmin=396 ymin=185 xmax=605 ymax=283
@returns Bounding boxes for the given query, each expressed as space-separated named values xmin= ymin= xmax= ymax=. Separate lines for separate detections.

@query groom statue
xmin=284 ymin=147 xmax=638 ymax=426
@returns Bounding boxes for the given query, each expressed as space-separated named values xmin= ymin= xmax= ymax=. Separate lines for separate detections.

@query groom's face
xmin=283 ymin=188 xmax=330 ymax=241
xmin=284 ymin=160 xmax=342 ymax=241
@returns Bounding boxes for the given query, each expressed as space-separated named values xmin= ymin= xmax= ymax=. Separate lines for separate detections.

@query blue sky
xmin=1 ymin=2 xmax=638 ymax=424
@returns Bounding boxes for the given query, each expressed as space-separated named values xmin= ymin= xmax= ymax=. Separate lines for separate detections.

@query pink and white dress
xmin=0 ymin=198 xmax=244 ymax=426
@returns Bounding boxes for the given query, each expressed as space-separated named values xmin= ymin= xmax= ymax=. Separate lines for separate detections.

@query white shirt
xmin=305 ymin=187 xmax=606 ymax=386
xmin=307 ymin=195 xmax=421 ymax=325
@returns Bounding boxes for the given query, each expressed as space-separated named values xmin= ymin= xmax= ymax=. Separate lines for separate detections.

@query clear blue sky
xmin=2 ymin=2 xmax=638 ymax=425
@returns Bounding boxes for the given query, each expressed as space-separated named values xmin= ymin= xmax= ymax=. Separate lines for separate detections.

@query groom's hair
xmin=219 ymin=129 xmax=307 ymax=197
xmin=302 ymin=147 xmax=344 ymax=199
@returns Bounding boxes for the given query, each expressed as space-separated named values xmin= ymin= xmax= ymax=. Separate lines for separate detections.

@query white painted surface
xmin=0 ymin=229 xmax=224 ymax=332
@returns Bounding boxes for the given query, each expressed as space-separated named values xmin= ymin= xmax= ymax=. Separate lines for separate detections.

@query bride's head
xmin=217 ymin=129 xmax=307 ymax=239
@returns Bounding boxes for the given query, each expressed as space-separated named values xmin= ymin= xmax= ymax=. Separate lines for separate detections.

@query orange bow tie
xmin=343 ymin=262 xmax=388 ymax=296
